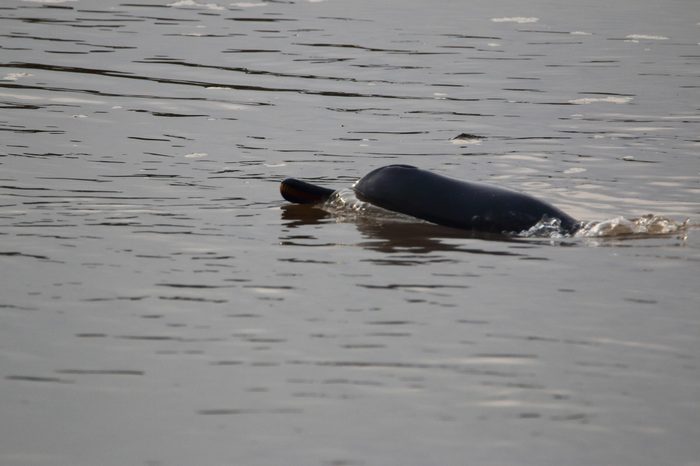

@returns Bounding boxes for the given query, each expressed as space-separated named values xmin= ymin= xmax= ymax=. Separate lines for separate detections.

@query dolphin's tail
xmin=280 ymin=178 xmax=335 ymax=204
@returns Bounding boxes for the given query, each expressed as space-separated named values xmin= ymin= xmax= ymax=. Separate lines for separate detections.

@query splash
xmin=325 ymin=188 xmax=367 ymax=213
xmin=324 ymin=189 xmax=415 ymax=223
xmin=323 ymin=191 xmax=690 ymax=240
xmin=573 ymin=214 xmax=689 ymax=238
xmin=520 ymin=217 xmax=571 ymax=238
xmin=522 ymin=214 xmax=690 ymax=239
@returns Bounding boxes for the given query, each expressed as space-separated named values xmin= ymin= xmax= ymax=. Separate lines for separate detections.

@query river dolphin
xmin=280 ymin=164 xmax=578 ymax=234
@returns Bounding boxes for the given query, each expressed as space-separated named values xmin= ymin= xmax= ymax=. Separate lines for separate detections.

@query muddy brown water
xmin=1 ymin=0 xmax=699 ymax=465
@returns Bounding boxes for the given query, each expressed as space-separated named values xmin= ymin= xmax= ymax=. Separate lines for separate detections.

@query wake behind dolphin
xmin=280 ymin=165 xmax=579 ymax=235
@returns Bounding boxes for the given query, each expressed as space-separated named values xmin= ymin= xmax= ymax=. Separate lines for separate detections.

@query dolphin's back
xmin=353 ymin=165 xmax=577 ymax=234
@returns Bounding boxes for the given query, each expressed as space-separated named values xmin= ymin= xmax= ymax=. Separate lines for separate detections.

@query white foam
xmin=575 ymin=215 xmax=688 ymax=237
xmin=451 ymin=136 xmax=483 ymax=145
xmin=491 ymin=17 xmax=539 ymax=24
xmin=2 ymin=73 xmax=32 ymax=81
xmin=167 ymin=0 xmax=225 ymax=10
xmin=184 ymin=152 xmax=208 ymax=158
xmin=625 ymin=34 xmax=669 ymax=41
xmin=569 ymin=96 xmax=633 ymax=105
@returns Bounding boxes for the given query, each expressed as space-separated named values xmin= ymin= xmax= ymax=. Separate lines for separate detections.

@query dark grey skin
xmin=353 ymin=165 xmax=578 ymax=234
xmin=281 ymin=164 xmax=579 ymax=235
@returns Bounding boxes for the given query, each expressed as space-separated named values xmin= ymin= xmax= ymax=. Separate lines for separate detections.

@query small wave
xmin=21 ymin=0 xmax=76 ymax=3
xmin=231 ymin=2 xmax=268 ymax=6
xmin=491 ymin=17 xmax=539 ymax=24
xmin=167 ymin=0 xmax=225 ymax=10
xmin=569 ymin=96 xmax=633 ymax=105
xmin=324 ymin=189 xmax=415 ymax=222
xmin=451 ymin=133 xmax=485 ymax=145
xmin=523 ymin=215 xmax=689 ymax=239
xmin=625 ymin=34 xmax=669 ymax=41
xmin=324 ymin=188 xmax=368 ymax=213
xmin=323 ymin=191 xmax=690 ymax=241
xmin=574 ymin=215 xmax=689 ymax=238
xmin=520 ymin=217 xmax=571 ymax=238
xmin=2 ymin=72 xmax=32 ymax=81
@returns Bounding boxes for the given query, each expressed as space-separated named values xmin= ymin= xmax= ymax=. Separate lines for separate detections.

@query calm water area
xmin=1 ymin=0 xmax=699 ymax=465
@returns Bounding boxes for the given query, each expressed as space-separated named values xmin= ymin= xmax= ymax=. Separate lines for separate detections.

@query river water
xmin=1 ymin=0 xmax=699 ymax=465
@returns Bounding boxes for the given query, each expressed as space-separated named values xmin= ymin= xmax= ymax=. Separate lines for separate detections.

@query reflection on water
xmin=280 ymin=203 xmax=331 ymax=228
xmin=1 ymin=0 xmax=699 ymax=465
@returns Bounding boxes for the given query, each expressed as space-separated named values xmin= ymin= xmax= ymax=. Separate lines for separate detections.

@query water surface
xmin=1 ymin=0 xmax=699 ymax=465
